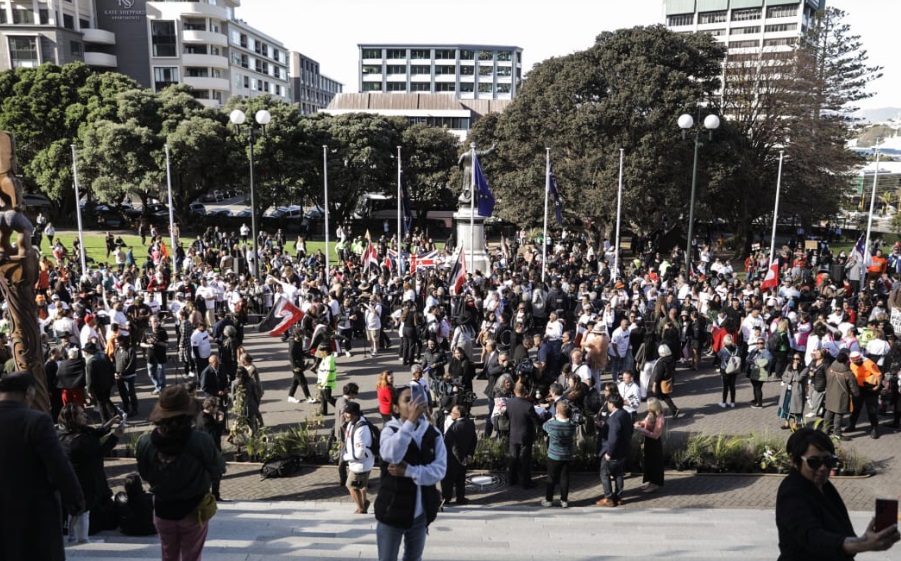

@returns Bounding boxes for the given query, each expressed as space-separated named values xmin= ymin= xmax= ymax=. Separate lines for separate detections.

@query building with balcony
xmin=0 ymin=0 xmax=118 ymax=72
xmin=358 ymin=44 xmax=523 ymax=100
xmin=289 ymin=51 xmax=342 ymax=115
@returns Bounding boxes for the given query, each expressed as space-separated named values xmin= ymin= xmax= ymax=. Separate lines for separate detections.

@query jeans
xmin=147 ymin=362 xmax=166 ymax=392
xmin=117 ymin=376 xmax=139 ymax=415
xmin=377 ymin=515 xmax=427 ymax=561
xmin=545 ymin=458 xmax=571 ymax=502
xmin=600 ymin=457 xmax=625 ymax=501
xmin=154 ymin=512 xmax=210 ymax=561
xmin=610 ymin=354 xmax=632 ymax=381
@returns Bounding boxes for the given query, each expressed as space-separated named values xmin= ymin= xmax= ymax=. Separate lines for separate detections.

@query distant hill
xmin=855 ymin=107 xmax=901 ymax=123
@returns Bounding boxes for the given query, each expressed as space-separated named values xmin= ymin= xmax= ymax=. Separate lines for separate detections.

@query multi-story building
xmin=0 ymin=0 xmax=290 ymax=108
xmin=289 ymin=51 xmax=343 ymax=115
xmin=358 ymin=44 xmax=523 ymax=100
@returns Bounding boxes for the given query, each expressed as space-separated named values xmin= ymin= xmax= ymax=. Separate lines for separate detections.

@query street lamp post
xmin=229 ymin=108 xmax=271 ymax=282
xmin=678 ymin=111 xmax=720 ymax=273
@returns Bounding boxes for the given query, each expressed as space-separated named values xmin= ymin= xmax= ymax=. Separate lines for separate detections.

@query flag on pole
xmin=448 ymin=250 xmax=467 ymax=296
xmin=850 ymin=234 xmax=874 ymax=267
xmin=409 ymin=250 xmax=437 ymax=274
xmin=363 ymin=242 xmax=379 ymax=274
xmin=400 ymin=174 xmax=413 ymax=236
xmin=257 ymin=298 xmax=304 ymax=337
xmin=548 ymin=165 xmax=563 ymax=227
xmin=473 ymin=154 xmax=495 ymax=217
xmin=761 ymin=260 xmax=780 ymax=291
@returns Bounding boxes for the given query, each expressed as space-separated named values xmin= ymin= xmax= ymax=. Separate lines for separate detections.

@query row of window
xmin=362 ymin=81 xmax=513 ymax=94
xmin=227 ymin=28 xmax=283 ymax=63
xmin=362 ymin=47 xmax=517 ymax=63
xmin=362 ymin=64 xmax=516 ymax=77
xmin=1 ymin=7 xmax=88 ymax=29
xmin=727 ymin=37 xmax=797 ymax=49
xmin=680 ymin=4 xmax=800 ymax=27
xmin=228 ymin=51 xmax=284 ymax=78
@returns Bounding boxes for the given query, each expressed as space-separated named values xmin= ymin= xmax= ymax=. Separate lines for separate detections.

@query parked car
xmin=189 ymin=202 xmax=207 ymax=216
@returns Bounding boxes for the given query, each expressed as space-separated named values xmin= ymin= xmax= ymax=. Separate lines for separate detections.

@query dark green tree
xmin=400 ymin=123 xmax=459 ymax=229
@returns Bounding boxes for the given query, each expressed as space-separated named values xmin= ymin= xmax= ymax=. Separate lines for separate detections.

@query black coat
xmin=444 ymin=417 xmax=477 ymax=463
xmin=85 ymin=354 xmax=116 ymax=394
xmin=506 ymin=395 xmax=540 ymax=446
xmin=0 ymin=401 xmax=84 ymax=561
xmin=56 ymin=357 xmax=86 ymax=389
xmin=59 ymin=427 xmax=117 ymax=509
xmin=598 ymin=407 xmax=632 ymax=460
xmin=776 ymin=469 xmax=855 ymax=561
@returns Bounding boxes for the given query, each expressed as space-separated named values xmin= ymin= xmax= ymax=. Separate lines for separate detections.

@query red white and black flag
xmin=448 ymin=250 xmax=467 ymax=296
xmin=363 ymin=242 xmax=380 ymax=275
xmin=257 ymin=297 xmax=304 ymax=337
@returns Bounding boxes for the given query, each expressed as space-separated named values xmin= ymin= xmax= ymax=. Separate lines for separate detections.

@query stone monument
xmin=454 ymin=144 xmax=495 ymax=275
xmin=0 ymin=131 xmax=48 ymax=413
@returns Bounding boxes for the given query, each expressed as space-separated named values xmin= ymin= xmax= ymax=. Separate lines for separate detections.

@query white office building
xmin=358 ymin=44 xmax=523 ymax=100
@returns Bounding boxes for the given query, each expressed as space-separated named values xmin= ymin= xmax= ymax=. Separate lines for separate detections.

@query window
xmin=0 ymin=10 xmax=6 ymax=24
xmin=8 ymin=37 xmax=38 ymax=68
xmin=763 ymin=37 xmax=796 ymax=47
xmin=274 ymin=84 xmax=281 ymax=96
xmin=434 ymin=65 xmax=455 ymax=75
xmin=410 ymin=49 xmax=428 ymax=59
xmin=362 ymin=81 xmax=381 ymax=92
xmin=386 ymin=81 xmax=406 ymax=92
xmin=435 ymin=49 xmax=454 ymax=59
xmin=361 ymin=48 xmax=381 ymax=59
xmin=699 ymin=11 xmax=727 ymax=24
xmin=478 ymin=50 xmax=493 ymax=61
xmin=460 ymin=49 xmax=474 ymax=60
xmin=435 ymin=82 xmax=456 ymax=92
xmin=764 ymin=23 xmax=797 ymax=33
xmin=39 ymin=10 xmax=49 ymax=24
xmin=151 ymin=21 xmax=177 ymax=57
xmin=231 ymin=51 xmax=241 ymax=66
xmin=732 ymin=8 xmax=761 ymax=21
xmin=496 ymin=66 xmax=512 ymax=77
xmin=767 ymin=5 xmax=798 ymax=19
xmin=478 ymin=65 xmax=492 ymax=76
xmin=79 ymin=18 xmax=88 ymax=29
xmin=362 ymin=64 xmax=381 ymax=75
xmin=478 ymin=83 xmax=492 ymax=93
xmin=13 ymin=8 xmax=34 ymax=24
xmin=272 ymin=49 xmax=280 ymax=62
xmin=729 ymin=40 xmax=759 ymax=48
xmin=497 ymin=83 xmax=511 ymax=93
xmin=459 ymin=82 xmax=474 ymax=92
xmin=386 ymin=64 xmax=405 ymax=74
xmin=63 ymin=14 xmax=74 ymax=29
xmin=410 ymin=82 xmax=430 ymax=92
xmin=386 ymin=48 xmax=405 ymax=59
xmin=706 ymin=28 xmax=727 ymax=37
xmin=410 ymin=65 xmax=430 ymax=75
xmin=459 ymin=65 xmax=474 ymax=76
xmin=153 ymin=67 xmax=179 ymax=91
xmin=667 ymin=14 xmax=694 ymax=26
xmin=497 ymin=50 xmax=512 ymax=62
xmin=732 ymin=26 xmax=760 ymax=35
xmin=70 ymin=41 xmax=82 ymax=57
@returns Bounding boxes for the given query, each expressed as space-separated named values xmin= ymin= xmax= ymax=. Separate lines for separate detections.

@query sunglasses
xmin=802 ymin=455 xmax=837 ymax=470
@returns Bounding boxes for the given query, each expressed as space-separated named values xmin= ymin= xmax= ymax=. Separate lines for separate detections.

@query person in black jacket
xmin=421 ymin=338 xmax=447 ymax=379
xmin=58 ymin=403 xmax=124 ymax=540
xmin=57 ymin=346 xmax=87 ymax=407
xmin=115 ymin=473 xmax=156 ymax=536
xmin=441 ymin=405 xmax=477 ymax=506
xmin=84 ymin=341 xmax=117 ymax=422
xmin=595 ymin=393 xmax=632 ymax=507
xmin=506 ymin=382 xmax=540 ymax=489
xmin=776 ymin=427 xmax=899 ymax=560
xmin=287 ymin=326 xmax=312 ymax=403
xmin=45 ymin=346 xmax=63 ymax=422
xmin=113 ymin=335 xmax=138 ymax=416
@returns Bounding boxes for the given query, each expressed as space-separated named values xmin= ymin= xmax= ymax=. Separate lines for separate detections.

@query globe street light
xmin=230 ymin=108 xmax=270 ymax=282
xmin=678 ymin=111 xmax=720 ymax=272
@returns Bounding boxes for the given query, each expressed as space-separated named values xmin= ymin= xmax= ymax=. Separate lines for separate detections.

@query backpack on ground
xmin=260 ymin=456 xmax=303 ymax=480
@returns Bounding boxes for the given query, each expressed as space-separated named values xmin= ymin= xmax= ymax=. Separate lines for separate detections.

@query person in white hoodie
xmin=342 ymin=401 xmax=375 ymax=514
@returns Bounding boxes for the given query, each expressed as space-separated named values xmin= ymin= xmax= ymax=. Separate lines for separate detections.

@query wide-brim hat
xmin=592 ymin=323 xmax=604 ymax=334
xmin=149 ymin=385 xmax=200 ymax=423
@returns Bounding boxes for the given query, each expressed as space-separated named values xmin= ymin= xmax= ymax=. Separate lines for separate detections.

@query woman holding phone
xmin=775 ymin=427 xmax=900 ymax=560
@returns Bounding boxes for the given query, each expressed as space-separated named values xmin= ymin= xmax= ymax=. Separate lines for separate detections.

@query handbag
xmin=193 ymin=492 xmax=217 ymax=524
xmin=660 ymin=379 xmax=674 ymax=394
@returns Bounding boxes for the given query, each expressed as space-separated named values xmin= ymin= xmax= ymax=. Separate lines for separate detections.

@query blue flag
xmin=548 ymin=165 xmax=563 ymax=227
xmin=400 ymin=174 xmax=413 ymax=236
xmin=473 ymin=154 xmax=495 ymax=217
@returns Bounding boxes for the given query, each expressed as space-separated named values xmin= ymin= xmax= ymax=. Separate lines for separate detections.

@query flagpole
xmin=542 ymin=148 xmax=550 ymax=283
xmin=863 ymin=150 xmax=880 ymax=282
xmin=469 ymin=142 xmax=475 ymax=271
xmin=164 ymin=143 xmax=177 ymax=274
xmin=70 ymin=144 xmax=87 ymax=274
xmin=323 ymin=145 xmax=330 ymax=278
xmin=768 ymin=150 xmax=784 ymax=268
xmin=614 ymin=148 xmax=624 ymax=282
xmin=397 ymin=145 xmax=403 ymax=277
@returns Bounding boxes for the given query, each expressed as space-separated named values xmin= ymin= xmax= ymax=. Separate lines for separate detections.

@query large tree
xmin=400 ymin=123 xmax=459 ymax=229
xmin=468 ymin=26 xmax=726 ymax=240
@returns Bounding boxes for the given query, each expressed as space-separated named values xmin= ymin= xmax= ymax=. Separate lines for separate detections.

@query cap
xmin=849 ymin=351 xmax=862 ymax=361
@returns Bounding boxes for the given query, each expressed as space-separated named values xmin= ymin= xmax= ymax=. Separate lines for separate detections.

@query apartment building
xmin=289 ymin=51 xmax=343 ymax=115
xmin=358 ymin=44 xmax=523 ymax=100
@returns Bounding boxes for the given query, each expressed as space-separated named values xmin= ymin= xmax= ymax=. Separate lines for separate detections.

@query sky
xmin=237 ymin=0 xmax=899 ymax=110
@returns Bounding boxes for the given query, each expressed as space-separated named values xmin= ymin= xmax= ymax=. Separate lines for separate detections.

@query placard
xmin=892 ymin=307 xmax=901 ymax=336
xmin=805 ymin=240 xmax=818 ymax=250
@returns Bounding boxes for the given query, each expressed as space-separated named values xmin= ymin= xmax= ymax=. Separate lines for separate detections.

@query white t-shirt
xmin=191 ymin=329 xmax=212 ymax=359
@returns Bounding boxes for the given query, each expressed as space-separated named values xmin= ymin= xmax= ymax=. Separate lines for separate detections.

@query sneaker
xmin=805 ymin=412 xmax=816 ymax=418
xmin=671 ymin=410 xmax=682 ymax=419
xmin=728 ymin=402 xmax=736 ymax=408
xmin=345 ymin=351 xmax=352 ymax=358
xmin=77 ymin=538 xmax=105 ymax=544
xmin=287 ymin=396 xmax=300 ymax=404
xmin=642 ymin=483 xmax=658 ymax=493
xmin=151 ymin=389 xmax=161 ymax=396
xmin=560 ymin=500 xmax=569 ymax=509
xmin=540 ymin=500 xmax=553 ymax=508
xmin=718 ymin=402 xmax=727 ymax=409
xmin=751 ymin=403 xmax=763 ymax=409
xmin=307 ymin=397 xmax=319 ymax=404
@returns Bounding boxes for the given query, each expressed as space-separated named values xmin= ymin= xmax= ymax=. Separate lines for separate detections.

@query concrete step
xmin=66 ymin=501 xmax=889 ymax=561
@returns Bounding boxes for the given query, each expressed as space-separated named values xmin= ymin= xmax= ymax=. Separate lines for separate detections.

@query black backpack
xmin=260 ymin=456 xmax=303 ymax=480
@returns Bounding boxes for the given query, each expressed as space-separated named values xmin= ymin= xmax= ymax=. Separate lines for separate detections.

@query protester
xmin=441 ymin=404 xmax=477 ymax=507
xmin=541 ymin=400 xmax=577 ymax=508
xmin=634 ymin=397 xmax=666 ymax=493
xmin=342 ymin=401 xmax=375 ymax=514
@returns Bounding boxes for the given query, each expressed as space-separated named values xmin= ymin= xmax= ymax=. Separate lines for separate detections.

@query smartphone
xmin=875 ymin=498 xmax=899 ymax=532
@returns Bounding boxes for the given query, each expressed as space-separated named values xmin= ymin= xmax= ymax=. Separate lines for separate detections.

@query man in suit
xmin=507 ymin=382 xmax=540 ymax=489
xmin=441 ymin=405 xmax=478 ymax=506
xmin=596 ymin=393 xmax=633 ymax=507
xmin=0 ymin=371 xmax=85 ymax=561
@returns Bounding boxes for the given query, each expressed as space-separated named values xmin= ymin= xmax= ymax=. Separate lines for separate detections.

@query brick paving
xmin=110 ymin=326 xmax=901 ymax=511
